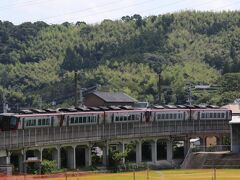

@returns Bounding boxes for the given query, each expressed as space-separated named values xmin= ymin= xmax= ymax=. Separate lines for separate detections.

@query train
xmin=0 ymin=105 xmax=232 ymax=131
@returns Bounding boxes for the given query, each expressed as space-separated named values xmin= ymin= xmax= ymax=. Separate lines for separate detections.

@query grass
xmin=5 ymin=169 xmax=240 ymax=180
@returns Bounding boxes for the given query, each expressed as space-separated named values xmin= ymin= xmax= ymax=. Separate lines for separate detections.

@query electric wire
xmin=0 ymin=0 xmax=59 ymax=12
xmin=51 ymin=0 xmax=186 ymax=23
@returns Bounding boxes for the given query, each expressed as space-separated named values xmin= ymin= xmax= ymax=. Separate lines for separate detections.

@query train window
xmin=169 ymin=114 xmax=173 ymax=119
xmin=79 ymin=117 xmax=82 ymax=123
xmin=174 ymin=114 xmax=177 ymax=119
xmin=83 ymin=117 xmax=86 ymax=123
xmin=26 ymin=120 xmax=29 ymax=126
xmin=214 ymin=113 xmax=217 ymax=118
xmin=130 ymin=115 xmax=134 ymax=120
xmin=166 ymin=114 xmax=169 ymax=119
xmin=120 ymin=116 xmax=123 ymax=121
xmin=201 ymin=113 xmax=204 ymax=118
xmin=71 ymin=117 xmax=74 ymax=123
xmin=221 ymin=113 xmax=225 ymax=118
xmin=124 ymin=116 xmax=127 ymax=121
xmin=46 ymin=119 xmax=48 ymax=125
xmin=116 ymin=116 xmax=119 ymax=121
xmin=38 ymin=119 xmax=42 ymax=126
xmin=210 ymin=113 xmax=213 ymax=118
xmin=161 ymin=114 xmax=164 ymax=119
xmin=217 ymin=113 xmax=220 ymax=118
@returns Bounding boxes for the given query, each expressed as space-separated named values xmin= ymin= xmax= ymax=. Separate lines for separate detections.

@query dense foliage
xmin=0 ymin=11 xmax=240 ymax=111
xmin=40 ymin=160 xmax=58 ymax=174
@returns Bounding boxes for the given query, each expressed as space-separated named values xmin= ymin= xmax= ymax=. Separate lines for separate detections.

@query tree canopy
xmin=0 ymin=11 xmax=240 ymax=110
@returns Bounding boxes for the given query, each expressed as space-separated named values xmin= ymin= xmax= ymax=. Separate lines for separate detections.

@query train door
xmin=144 ymin=111 xmax=151 ymax=122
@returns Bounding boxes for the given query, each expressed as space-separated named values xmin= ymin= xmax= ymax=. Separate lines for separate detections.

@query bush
xmin=41 ymin=160 xmax=58 ymax=174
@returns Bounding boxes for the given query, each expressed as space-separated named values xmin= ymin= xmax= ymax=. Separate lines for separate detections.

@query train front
xmin=0 ymin=113 xmax=18 ymax=131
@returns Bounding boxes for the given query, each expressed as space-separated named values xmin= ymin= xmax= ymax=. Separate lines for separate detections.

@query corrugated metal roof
xmin=91 ymin=91 xmax=136 ymax=103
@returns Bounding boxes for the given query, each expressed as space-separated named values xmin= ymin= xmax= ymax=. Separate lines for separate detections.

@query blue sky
xmin=0 ymin=0 xmax=240 ymax=25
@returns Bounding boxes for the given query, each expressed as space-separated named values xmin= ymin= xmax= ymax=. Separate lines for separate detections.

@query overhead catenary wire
xmin=47 ymin=0 xmax=240 ymax=24
xmin=38 ymin=0 xmax=132 ymax=21
xmin=2 ymin=0 xmax=238 ymax=24
xmin=51 ymin=0 xmax=187 ymax=23
xmin=0 ymin=0 xmax=59 ymax=12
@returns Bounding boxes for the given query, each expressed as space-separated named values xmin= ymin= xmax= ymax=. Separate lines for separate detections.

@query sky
xmin=0 ymin=0 xmax=240 ymax=25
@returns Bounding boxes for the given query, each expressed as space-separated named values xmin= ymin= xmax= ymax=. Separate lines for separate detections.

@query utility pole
xmin=158 ymin=73 xmax=161 ymax=104
xmin=2 ymin=92 xmax=8 ymax=113
xmin=188 ymin=84 xmax=192 ymax=106
xmin=79 ymin=88 xmax=83 ymax=106
xmin=74 ymin=71 xmax=81 ymax=107
xmin=39 ymin=97 xmax=42 ymax=109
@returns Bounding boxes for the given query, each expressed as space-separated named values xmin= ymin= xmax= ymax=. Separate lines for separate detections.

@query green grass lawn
xmin=45 ymin=169 xmax=240 ymax=180
xmin=7 ymin=169 xmax=240 ymax=180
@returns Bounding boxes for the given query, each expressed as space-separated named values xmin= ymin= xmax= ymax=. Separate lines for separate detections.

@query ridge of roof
xmin=91 ymin=91 xmax=137 ymax=102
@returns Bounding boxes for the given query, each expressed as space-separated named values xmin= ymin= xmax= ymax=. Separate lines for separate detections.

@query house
xmin=83 ymin=91 xmax=137 ymax=107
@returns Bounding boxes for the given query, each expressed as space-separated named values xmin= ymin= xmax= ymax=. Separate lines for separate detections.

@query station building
xmin=223 ymin=103 xmax=240 ymax=153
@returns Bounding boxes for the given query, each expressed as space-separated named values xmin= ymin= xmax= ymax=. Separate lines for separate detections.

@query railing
xmin=0 ymin=119 xmax=230 ymax=150
xmin=191 ymin=145 xmax=231 ymax=152
xmin=181 ymin=147 xmax=193 ymax=168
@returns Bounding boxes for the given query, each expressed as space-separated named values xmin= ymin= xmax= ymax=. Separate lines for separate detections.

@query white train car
xmin=191 ymin=106 xmax=232 ymax=121
xmin=104 ymin=107 xmax=148 ymax=123
xmin=64 ymin=111 xmax=104 ymax=126
xmin=149 ymin=105 xmax=191 ymax=122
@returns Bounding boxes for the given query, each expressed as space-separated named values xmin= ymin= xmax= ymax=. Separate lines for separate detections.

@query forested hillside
xmin=0 ymin=11 xmax=240 ymax=111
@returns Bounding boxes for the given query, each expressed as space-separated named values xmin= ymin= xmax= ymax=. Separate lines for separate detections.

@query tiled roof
xmin=91 ymin=91 xmax=136 ymax=103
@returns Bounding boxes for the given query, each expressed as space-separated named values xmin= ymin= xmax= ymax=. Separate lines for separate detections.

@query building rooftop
xmin=90 ymin=91 xmax=137 ymax=103
xmin=222 ymin=103 xmax=240 ymax=114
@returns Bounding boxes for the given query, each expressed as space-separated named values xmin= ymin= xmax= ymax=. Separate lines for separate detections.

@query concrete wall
xmin=231 ymin=124 xmax=240 ymax=153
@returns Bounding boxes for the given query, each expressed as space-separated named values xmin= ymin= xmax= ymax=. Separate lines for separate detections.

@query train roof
xmin=150 ymin=104 xmax=226 ymax=110
xmin=2 ymin=104 xmax=229 ymax=117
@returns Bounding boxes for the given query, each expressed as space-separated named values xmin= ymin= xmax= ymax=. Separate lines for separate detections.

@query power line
xmin=52 ymin=0 xmax=189 ymax=23
xmin=53 ymin=0 xmax=182 ymax=23
xmin=184 ymin=0 xmax=240 ymax=11
xmin=0 ymin=0 xmax=58 ymax=12
xmin=138 ymin=0 xmax=190 ymax=14
xmin=214 ymin=0 xmax=240 ymax=10
xmin=38 ymin=0 xmax=128 ymax=22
